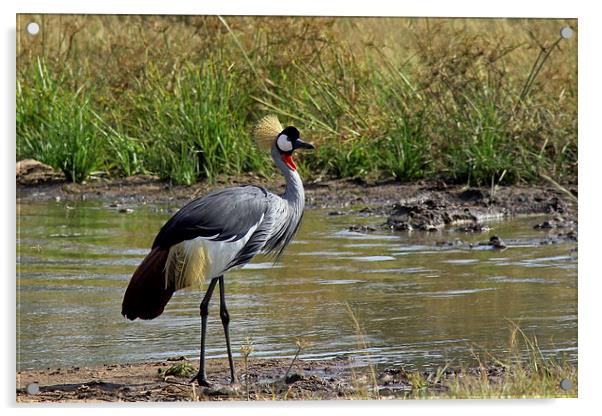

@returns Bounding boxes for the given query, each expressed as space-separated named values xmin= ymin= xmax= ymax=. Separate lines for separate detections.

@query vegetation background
xmin=16 ymin=15 xmax=577 ymax=186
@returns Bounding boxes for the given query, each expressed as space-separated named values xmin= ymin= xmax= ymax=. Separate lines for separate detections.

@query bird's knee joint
xmin=220 ymin=309 xmax=230 ymax=324
xmin=200 ymin=303 xmax=210 ymax=317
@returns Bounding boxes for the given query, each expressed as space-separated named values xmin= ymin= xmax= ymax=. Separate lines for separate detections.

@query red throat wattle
xmin=281 ymin=154 xmax=297 ymax=171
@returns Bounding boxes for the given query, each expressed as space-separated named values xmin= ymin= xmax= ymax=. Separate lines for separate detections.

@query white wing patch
xmin=201 ymin=221 xmax=261 ymax=278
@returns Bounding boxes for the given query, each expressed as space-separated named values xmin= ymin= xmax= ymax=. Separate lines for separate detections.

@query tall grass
xmin=17 ymin=58 xmax=104 ymax=182
xmin=16 ymin=15 xmax=577 ymax=185
xmin=125 ymin=60 xmax=263 ymax=184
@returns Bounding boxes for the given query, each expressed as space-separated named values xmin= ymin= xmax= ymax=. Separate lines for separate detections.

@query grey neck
xmin=271 ymin=145 xmax=305 ymax=210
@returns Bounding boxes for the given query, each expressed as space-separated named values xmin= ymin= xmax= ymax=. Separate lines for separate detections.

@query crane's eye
xmin=276 ymin=134 xmax=293 ymax=152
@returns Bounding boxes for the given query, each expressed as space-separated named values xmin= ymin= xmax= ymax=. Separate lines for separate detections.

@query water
xmin=16 ymin=201 xmax=577 ymax=371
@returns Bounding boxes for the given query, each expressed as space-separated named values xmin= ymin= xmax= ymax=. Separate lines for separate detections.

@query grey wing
xmin=152 ymin=186 xmax=270 ymax=250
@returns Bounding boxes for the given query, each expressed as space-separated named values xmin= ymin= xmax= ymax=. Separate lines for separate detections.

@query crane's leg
xmin=218 ymin=275 xmax=239 ymax=385
xmin=191 ymin=277 xmax=218 ymax=386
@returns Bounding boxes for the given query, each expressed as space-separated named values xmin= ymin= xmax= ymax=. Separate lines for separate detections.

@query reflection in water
xmin=16 ymin=201 xmax=577 ymax=371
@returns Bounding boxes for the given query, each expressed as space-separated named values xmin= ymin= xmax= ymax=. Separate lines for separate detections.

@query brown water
xmin=16 ymin=201 xmax=577 ymax=371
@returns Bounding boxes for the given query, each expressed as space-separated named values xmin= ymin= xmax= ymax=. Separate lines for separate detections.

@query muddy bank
xmin=343 ymin=185 xmax=578 ymax=243
xmin=17 ymin=171 xmax=576 ymax=214
xmin=17 ymin=356 xmax=516 ymax=402
xmin=17 ymin=172 xmax=578 ymax=242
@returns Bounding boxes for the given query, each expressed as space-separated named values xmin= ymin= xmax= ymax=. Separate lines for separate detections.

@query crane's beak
xmin=293 ymin=138 xmax=315 ymax=150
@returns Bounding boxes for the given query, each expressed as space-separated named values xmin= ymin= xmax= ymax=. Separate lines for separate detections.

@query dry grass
xmin=440 ymin=323 xmax=577 ymax=399
xmin=341 ymin=311 xmax=577 ymax=400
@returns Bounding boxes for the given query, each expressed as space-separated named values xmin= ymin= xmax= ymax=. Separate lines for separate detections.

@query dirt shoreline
xmin=16 ymin=356 xmax=522 ymax=402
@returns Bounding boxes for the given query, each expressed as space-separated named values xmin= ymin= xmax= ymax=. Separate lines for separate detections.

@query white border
xmin=3 ymin=1 xmax=599 ymax=415
xmin=8 ymin=0 xmax=583 ymax=17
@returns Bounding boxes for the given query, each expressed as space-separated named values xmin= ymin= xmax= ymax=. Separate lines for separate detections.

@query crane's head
xmin=252 ymin=115 xmax=315 ymax=171
xmin=274 ymin=126 xmax=314 ymax=170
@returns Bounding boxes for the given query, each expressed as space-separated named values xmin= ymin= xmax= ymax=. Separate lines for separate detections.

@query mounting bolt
xmin=560 ymin=27 xmax=573 ymax=39
xmin=26 ymin=383 xmax=40 ymax=395
xmin=26 ymin=22 xmax=40 ymax=35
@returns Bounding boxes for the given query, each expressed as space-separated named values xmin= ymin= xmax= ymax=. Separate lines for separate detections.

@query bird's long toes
xmin=190 ymin=373 xmax=212 ymax=387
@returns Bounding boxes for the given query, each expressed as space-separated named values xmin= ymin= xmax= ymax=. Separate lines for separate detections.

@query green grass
xmin=125 ymin=60 xmax=264 ymax=185
xmin=16 ymin=16 xmax=577 ymax=185
xmin=158 ymin=362 xmax=196 ymax=379
xmin=17 ymin=58 xmax=104 ymax=182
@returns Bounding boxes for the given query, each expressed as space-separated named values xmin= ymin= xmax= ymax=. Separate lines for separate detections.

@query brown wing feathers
xmin=121 ymin=247 xmax=173 ymax=320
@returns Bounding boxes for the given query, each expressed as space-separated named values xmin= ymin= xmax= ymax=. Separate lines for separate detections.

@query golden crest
xmin=252 ymin=114 xmax=283 ymax=150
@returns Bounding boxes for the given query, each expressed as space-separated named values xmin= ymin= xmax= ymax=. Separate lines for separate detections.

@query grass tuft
xmin=158 ymin=362 xmax=196 ymax=379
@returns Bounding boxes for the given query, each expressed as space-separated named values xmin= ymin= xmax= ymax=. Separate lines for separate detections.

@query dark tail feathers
xmin=122 ymin=247 xmax=173 ymax=320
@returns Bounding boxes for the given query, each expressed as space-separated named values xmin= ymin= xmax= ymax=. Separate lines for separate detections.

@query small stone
xmin=534 ymin=221 xmax=554 ymax=230
xmin=455 ymin=223 xmax=491 ymax=233
xmin=379 ymin=373 xmax=394 ymax=384
xmin=489 ymin=235 xmax=507 ymax=249
xmin=348 ymin=224 xmax=377 ymax=233
xmin=167 ymin=356 xmax=188 ymax=361
xmin=285 ymin=372 xmax=305 ymax=384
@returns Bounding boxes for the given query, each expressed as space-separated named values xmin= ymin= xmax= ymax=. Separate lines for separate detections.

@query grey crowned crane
xmin=121 ymin=115 xmax=314 ymax=386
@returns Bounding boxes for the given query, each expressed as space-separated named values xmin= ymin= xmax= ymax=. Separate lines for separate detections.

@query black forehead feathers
xmin=280 ymin=126 xmax=300 ymax=140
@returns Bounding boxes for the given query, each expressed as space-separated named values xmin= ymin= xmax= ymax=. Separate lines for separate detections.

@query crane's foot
xmin=229 ymin=378 xmax=242 ymax=390
xmin=190 ymin=372 xmax=211 ymax=387
xmin=190 ymin=375 xmax=241 ymax=397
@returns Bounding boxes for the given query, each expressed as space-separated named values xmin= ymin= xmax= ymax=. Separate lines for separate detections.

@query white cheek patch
xmin=276 ymin=134 xmax=293 ymax=152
